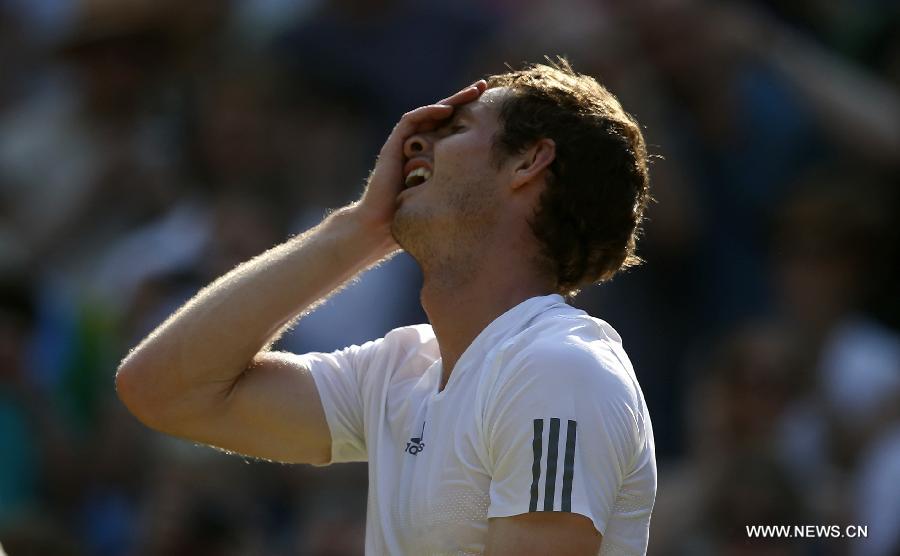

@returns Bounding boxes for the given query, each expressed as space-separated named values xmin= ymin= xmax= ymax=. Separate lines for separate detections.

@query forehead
xmin=454 ymin=86 xmax=509 ymax=122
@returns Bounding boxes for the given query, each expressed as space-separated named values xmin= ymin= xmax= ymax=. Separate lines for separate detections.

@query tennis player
xmin=117 ymin=59 xmax=656 ymax=555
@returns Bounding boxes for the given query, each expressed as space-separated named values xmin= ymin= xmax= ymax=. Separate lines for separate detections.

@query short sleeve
xmin=302 ymin=338 xmax=383 ymax=464
xmin=485 ymin=341 xmax=640 ymax=535
xmin=302 ymin=324 xmax=438 ymax=466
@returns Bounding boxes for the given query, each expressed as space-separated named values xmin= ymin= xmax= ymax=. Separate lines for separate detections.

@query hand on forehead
xmin=455 ymin=87 xmax=508 ymax=118
xmin=415 ymin=84 xmax=507 ymax=134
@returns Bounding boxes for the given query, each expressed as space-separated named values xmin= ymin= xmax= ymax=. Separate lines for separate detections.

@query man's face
xmin=391 ymin=87 xmax=509 ymax=267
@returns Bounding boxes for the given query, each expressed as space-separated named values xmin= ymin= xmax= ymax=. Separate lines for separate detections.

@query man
xmin=116 ymin=59 xmax=656 ymax=555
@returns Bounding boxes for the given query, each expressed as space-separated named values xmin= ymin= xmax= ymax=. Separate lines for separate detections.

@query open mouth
xmin=404 ymin=166 xmax=432 ymax=189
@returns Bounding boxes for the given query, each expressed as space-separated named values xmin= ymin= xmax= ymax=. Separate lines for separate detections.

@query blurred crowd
xmin=1 ymin=0 xmax=898 ymax=554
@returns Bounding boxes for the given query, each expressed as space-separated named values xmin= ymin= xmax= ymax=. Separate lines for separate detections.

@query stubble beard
xmin=390 ymin=202 xmax=436 ymax=267
xmin=391 ymin=178 xmax=500 ymax=284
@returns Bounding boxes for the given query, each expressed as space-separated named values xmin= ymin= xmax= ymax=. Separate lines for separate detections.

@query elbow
xmin=114 ymin=357 xmax=139 ymax=413
xmin=115 ymin=353 xmax=166 ymax=431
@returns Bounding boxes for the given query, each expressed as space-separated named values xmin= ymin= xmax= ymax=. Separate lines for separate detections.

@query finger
xmin=396 ymin=104 xmax=454 ymax=130
xmin=437 ymin=85 xmax=480 ymax=106
xmin=438 ymin=80 xmax=487 ymax=105
xmin=380 ymin=104 xmax=453 ymax=152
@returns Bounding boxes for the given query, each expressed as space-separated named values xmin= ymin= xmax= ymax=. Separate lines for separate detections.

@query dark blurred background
xmin=1 ymin=0 xmax=899 ymax=554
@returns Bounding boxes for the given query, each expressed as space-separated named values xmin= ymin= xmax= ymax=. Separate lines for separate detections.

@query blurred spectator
xmin=275 ymin=0 xmax=499 ymax=130
xmin=0 ymin=278 xmax=40 ymax=524
xmin=772 ymin=173 xmax=900 ymax=555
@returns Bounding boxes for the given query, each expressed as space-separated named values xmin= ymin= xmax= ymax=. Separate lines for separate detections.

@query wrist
xmin=328 ymin=203 xmax=398 ymax=265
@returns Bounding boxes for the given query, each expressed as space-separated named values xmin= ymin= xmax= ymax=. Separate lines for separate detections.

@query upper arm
xmin=119 ymin=329 xmax=399 ymax=465
xmin=485 ymin=512 xmax=602 ymax=555
xmin=168 ymin=351 xmax=333 ymax=464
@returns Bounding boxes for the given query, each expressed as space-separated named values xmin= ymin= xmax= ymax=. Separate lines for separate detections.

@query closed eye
xmin=437 ymin=120 xmax=466 ymax=135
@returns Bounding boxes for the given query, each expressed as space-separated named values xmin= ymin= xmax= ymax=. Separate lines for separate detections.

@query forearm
xmin=116 ymin=81 xmax=485 ymax=436
xmin=116 ymin=204 xmax=394 ymax=424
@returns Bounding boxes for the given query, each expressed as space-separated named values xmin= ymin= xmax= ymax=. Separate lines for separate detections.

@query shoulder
xmin=301 ymin=323 xmax=438 ymax=380
xmin=497 ymin=314 xmax=638 ymax=402
xmin=482 ymin=313 xmax=651 ymax=470
xmin=380 ymin=324 xmax=439 ymax=364
xmin=384 ymin=322 xmax=437 ymax=343
xmin=341 ymin=323 xmax=437 ymax=362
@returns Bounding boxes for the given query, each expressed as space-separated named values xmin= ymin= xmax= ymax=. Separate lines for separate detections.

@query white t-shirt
xmin=304 ymin=294 xmax=656 ymax=555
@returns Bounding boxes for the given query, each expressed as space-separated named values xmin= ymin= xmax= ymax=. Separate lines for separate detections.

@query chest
xmin=376 ymin=365 xmax=494 ymax=553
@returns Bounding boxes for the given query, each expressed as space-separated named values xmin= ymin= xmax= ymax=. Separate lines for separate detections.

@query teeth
xmin=404 ymin=166 xmax=432 ymax=188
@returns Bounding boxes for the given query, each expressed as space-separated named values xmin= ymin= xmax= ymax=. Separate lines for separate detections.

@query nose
xmin=403 ymin=133 xmax=431 ymax=158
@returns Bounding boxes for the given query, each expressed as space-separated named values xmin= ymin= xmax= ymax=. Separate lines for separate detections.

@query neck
xmin=420 ymin=258 xmax=554 ymax=389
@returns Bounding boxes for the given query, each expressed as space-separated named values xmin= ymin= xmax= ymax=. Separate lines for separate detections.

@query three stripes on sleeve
xmin=529 ymin=418 xmax=577 ymax=512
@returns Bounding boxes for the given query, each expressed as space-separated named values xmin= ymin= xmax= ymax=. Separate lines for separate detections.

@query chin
xmin=391 ymin=211 xmax=431 ymax=262
xmin=390 ymin=212 xmax=415 ymax=250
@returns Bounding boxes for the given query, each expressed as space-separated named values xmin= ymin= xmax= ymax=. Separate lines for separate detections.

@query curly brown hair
xmin=486 ymin=58 xmax=651 ymax=296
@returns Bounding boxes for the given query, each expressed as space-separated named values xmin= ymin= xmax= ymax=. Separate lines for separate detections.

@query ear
xmin=510 ymin=139 xmax=556 ymax=191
